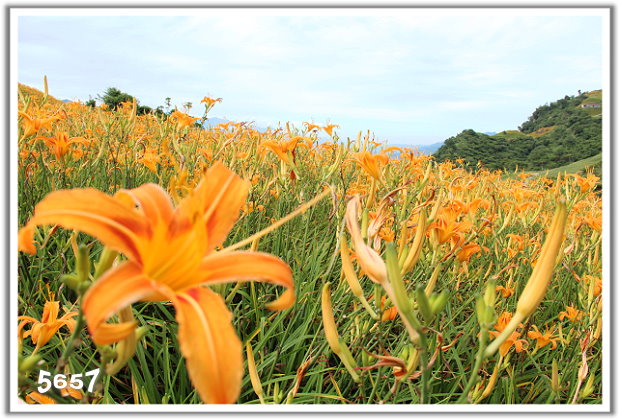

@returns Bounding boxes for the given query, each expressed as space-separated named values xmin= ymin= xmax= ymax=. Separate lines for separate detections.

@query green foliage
xmin=433 ymin=91 xmax=602 ymax=171
xmin=98 ymin=88 xmax=157 ymax=116
xmin=137 ymin=105 xmax=153 ymax=115
xmin=99 ymin=87 xmax=134 ymax=111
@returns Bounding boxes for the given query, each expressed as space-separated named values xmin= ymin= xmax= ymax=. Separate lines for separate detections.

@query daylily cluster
xmin=16 ymin=82 xmax=603 ymax=405
xmin=19 ymin=162 xmax=295 ymax=404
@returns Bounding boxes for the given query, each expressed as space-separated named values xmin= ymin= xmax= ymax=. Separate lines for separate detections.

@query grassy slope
xmin=578 ymin=90 xmax=602 ymax=117
xmin=538 ymin=153 xmax=602 ymax=177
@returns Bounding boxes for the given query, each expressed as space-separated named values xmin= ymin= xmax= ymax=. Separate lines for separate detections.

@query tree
xmin=99 ymin=87 xmax=134 ymax=111
xmin=137 ymin=105 xmax=153 ymax=115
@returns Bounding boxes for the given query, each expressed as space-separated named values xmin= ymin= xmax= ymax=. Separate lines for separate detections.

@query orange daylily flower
xmin=495 ymin=285 xmax=515 ymax=298
xmin=352 ymin=151 xmax=389 ymax=181
xmin=558 ymin=306 xmax=584 ymax=322
xmin=581 ymin=275 xmax=602 ymax=297
xmin=428 ymin=209 xmax=474 ymax=245
xmin=18 ymin=300 xmax=78 ymax=351
xmin=303 ymin=122 xmax=321 ymax=132
xmin=35 ymin=132 xmax=88 ymax=161
xmin=24 ymin=392 xmax=57 ymax=404
xmin=378 ymin=226 xmax=395 ymax=242
xmin=18 ymin=111 xmax=62 ymax=137
xmin=379 ymin=296 xmax=398 ymax=322
xmin=581 ymin=214 xmax=602 ymax=233
xmin=23 ymin=383 xmax=84 ymax=404
xmin=201 ymin=96 xmax=223 ymax=108
xmin=488 ymin=312 xmax=528 ymax=357
xmin=322 ymin=124 xmax=339 ymax=137
xmin=261 ymin=137 xmax=301 ymax=165
xmin=527 ymin=325 xmax=559 ymax=350
xmin=505 ymin=234 xmax=525 ymax=258
xmin=448 ymin=199 xmax=489 ymax=216
xmin=18 ymin=162 xmax=295 ymax=404
xmin=456 ymin=242 xmax=482 ymax=263
xmin=573 ymin=171 xmax=599 ymax=193
xmin=169 ymin=110 xmax=199 ymax=128
xmin=381 ymin=306 xmax=398 ymax=322
xmin=138 ymin=150 xmax=161 ymax=173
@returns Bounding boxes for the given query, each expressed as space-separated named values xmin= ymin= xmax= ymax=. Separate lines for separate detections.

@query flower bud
xmin=19 ymin=354 xmax=42 ymax=374
xmin=340 ymin=235 xmax=363 ymax=297
xmin=516 ymin=200 xmax=568 ymax=319
xmin=76 ymin=244 xmax=91 ymax=284
xmin=415 ymin=285 xmax=433 ymax=323
xmin=345 ymin=197 xmax=387 ymax=285
xmin=402 ymin=209 xmax=427 ymax=275
xmin=430 ymin=290 xmax=448 ymax=315
xmin=321 ymin=283 xmax=342 ymax=355
xmin=94 ymin=247 xmax=118 ymax=279
xmin=61 ymin=273 xmax=81 ymax=293
xmin=105 ymin=307 xmax=137 ymax=375
xmin=246 ymin=342 xmax=265 ymax=404
xmin=551 ymin=359 xmax=560 ymax=393
xmin=485 ymin=200 xmax=568 ymax=358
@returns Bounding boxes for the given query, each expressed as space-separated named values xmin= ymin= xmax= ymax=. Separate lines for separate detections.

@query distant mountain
xmin=433 ymin=90 xmax=602 ymax=172
xmin=384 ymin=142 xmax=444 ymax=155
xmin=415 ymin=142 xmax=444 ymax=154
xmin=201 ymin=117 xmax=230 ymax=128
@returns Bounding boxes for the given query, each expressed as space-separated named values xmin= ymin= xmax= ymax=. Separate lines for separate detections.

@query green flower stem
xmin=456 ymin=326 xmax=489 ymax=404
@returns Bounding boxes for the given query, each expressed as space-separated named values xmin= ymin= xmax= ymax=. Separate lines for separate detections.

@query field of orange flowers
xmin=16 ymin=80 xmax=602 ymax=405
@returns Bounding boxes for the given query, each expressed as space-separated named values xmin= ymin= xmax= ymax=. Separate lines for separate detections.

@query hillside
xmin=18 ymin=83 xmax=65 ymax=106
xmin=540 ymin=152 xmax=602 ymax=178
xmin=433 ymin=90 xmax=602 ymax=172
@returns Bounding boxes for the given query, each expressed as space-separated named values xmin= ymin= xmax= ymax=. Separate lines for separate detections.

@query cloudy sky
xmin=16 ymin=9 xmax=605 ymax=145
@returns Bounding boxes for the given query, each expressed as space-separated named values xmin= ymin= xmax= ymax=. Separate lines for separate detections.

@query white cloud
xmin=17 ymin=12 xmax=604 ymax=145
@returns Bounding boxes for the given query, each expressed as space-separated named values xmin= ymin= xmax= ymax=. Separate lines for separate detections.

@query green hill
xmin=540 ymin=152 xmax=602 ymax=178
xmin=433 ymin=90 xmax=602 ymax=171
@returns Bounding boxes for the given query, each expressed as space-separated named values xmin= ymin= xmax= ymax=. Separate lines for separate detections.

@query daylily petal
xmin=82 ymin=261 xmax=159 ymax=345
xmin=190 ymin=251 xmax=294 ymax=310
xmin=91 ymin=323 xmax=139 ymax=345
xmin=25 ymin=392 xmax=57 ymax=404
xmin=187 ymin=162 xmax=249 ymax=250
xmin=41 ymin=301 xmax=60 ymax=323
xmin=17 ymin=222 xmax=37 ymax=254
xmin=173 ymin=287 xmax=242 ymax=404
xmin=18 ymin=189 xmax=149 ymax=261
xmin=115 ymin=183 xmax=175 ymax=227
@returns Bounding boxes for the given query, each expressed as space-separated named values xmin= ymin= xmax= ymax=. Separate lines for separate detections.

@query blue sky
xmin=17 ymin=11 xmax=604 ymax=145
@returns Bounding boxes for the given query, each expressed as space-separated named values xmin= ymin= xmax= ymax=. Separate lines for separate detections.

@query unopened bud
xmin=580 ymin=375 xmax=595 ymax=399
xmin=61 ymin=273 xmax=81 ymax=292
xmin=94 ymin=247 xmax=118 ymax=279
xmin=19 ymin=354 xmax=42 ymax=374
xmin=551 ymin=359 xmax=560 ymax=393
xmin=76 ymin=244 xmax=91 ymax=284
xmin=246 ymin=342 xmax=265 ymax=404
xmin=484 ymin=279 xmax=496 ymax=307
xmin=321 ymin=283 xmax=342 ymax=355
xmin=415 ymin=285 xmax=433 ymax=323
xmin=430 ymin=290 xmax=448 ymax=315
